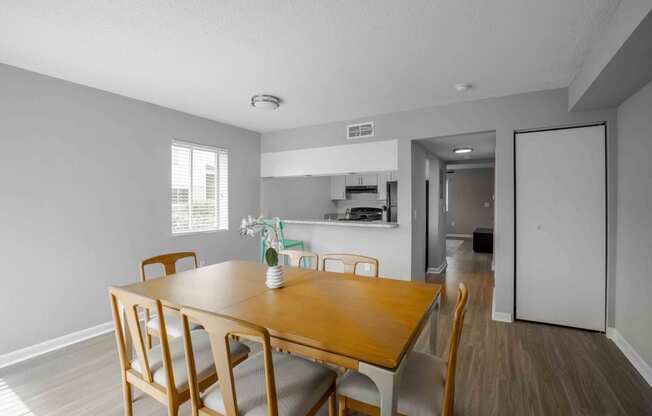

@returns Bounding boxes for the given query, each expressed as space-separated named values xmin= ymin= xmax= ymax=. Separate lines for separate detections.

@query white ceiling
xmin=419 ymin=131 xmax=496 ymax=161
xmin=0 ymin=0 xmax=619 ymax=133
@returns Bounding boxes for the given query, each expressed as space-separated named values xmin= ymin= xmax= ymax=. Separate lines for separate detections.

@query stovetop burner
xmin=339 ymin=207 xmax=383 ymax=221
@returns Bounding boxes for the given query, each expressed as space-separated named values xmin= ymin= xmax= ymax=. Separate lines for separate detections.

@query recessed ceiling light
xmin=454 ymin=83 xmax=473 ymax=92
xmin=251 ymin=94 xmax=280 ymax=110
xmin=453 ymin=147 xmax=473 ymax=154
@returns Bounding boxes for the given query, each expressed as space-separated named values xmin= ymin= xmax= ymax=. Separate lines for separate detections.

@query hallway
xmin=427 ymin=238 xmax=652 ymax=415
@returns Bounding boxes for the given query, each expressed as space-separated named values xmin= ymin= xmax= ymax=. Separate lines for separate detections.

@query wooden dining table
xmin=118 ymin=260 xmax=442 ymax=416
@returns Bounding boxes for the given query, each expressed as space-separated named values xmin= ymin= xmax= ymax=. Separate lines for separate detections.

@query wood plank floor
xmin=1 ymin=239 xmax=651 ymax=415
xmin=427 ymin=239 xmax=652 ymax=416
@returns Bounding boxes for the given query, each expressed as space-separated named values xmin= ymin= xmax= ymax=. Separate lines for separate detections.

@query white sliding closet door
xmin=515 ymin=124 xmax=606 ymax=331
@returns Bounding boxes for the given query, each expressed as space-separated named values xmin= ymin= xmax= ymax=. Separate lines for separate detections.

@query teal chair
xmin=260 ymin=218 xmax=305 ymax=263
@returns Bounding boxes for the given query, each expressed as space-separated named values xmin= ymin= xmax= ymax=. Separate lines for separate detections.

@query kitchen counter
xmin=284 ymin=219 xmax=398 ymax=228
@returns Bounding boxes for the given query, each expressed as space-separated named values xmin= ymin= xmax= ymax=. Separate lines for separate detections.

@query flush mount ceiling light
xmin=251 ymin=94 xmax=281 ymax=110
xmin=454 ymin=83 xmax=473 ymax=92
xmin=453 ymin=147 xmax=473 ymax=154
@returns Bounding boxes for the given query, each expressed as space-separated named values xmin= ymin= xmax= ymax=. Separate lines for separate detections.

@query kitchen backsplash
xmin=335 ymin=193 xmax=386 ymax=213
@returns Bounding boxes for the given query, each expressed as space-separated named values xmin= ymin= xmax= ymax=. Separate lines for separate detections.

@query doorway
xmin=415 ymin=130 xmax=497 ymax=276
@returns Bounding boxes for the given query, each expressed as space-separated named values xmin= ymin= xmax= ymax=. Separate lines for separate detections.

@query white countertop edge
xmin=283 ymin=219 xmax=399 ymax=228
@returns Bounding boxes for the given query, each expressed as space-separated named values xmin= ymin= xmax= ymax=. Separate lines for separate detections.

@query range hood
xmin=345 ymin=185 xmax=378 ymax=194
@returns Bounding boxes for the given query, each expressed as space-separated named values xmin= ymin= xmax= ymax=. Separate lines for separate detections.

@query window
xmin=171 ymin=140 xmax=228 ymax=234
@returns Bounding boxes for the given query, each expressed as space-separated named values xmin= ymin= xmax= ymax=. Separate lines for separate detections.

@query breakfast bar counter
xmin=284 ymin=219 xmax=398 ymax=228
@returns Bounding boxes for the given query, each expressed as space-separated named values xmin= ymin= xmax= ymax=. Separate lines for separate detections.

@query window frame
xmin=170 ymin=140 xmax=229 ymax=236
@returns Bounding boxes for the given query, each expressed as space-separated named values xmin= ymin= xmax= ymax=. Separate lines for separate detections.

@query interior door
xmin=515 ymin=124 xmax=606 ymax=331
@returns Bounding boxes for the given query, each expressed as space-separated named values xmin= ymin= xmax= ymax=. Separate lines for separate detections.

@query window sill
xmin=171 ymin=229 xmax=228 ymax=237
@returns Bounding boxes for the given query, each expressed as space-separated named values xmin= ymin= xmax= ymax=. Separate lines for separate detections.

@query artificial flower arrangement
xmin=240 ymin=216 xmax=284 ymax=288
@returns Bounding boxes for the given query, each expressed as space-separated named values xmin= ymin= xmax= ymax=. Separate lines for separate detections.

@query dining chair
xmin=140 ymin=252 xmax=201 ymax=348
xmin=278 ymin=249 xmax=319 ymax=270
xmin=260 ymin=218 xmax=305 ymax=262
xmin=321 ymin=253 xmax=379 ymax=277
xmin=337 ymin=283 xmax=469 ymax=416
xmin=180 ymin=306 xmax=338 ymax=416
xmin=108 ymin=286 xmax=250 ymax=416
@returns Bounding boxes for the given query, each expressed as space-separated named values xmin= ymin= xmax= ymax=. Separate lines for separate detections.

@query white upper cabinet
xmin=360 ymin=174 xmax=377 ymax=186
xmin=345 ymin=174 xmax=361 ymax=186
xmin=330 ymin=176 xmax=346 ymax=200
xmin=334 ymin=171 xmax=395 ymax=200
xmin=345 ymin=173 xmax=378 ymax=186
xmin=261 ymin=140 xmax=398 ymax=178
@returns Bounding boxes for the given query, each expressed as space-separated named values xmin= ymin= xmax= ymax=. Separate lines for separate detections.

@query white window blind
xmin=171 ymin=141 xmax=228 ymax=234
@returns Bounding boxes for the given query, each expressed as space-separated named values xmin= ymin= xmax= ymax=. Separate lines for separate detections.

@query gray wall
xmin=260 ymin=177 xmax=335 ymax=219
xmin=0 ymin=64 xmax=261 ymax=354
xmin=433 ymin=159 xmax=447 ymax=270
xmin=411 ymin=142 xmax=447 ymax=280
xmin=446 ymin=168 xmax=495 ymax=235
xmin=569 ymin=0 xmax=652 ymax=110
xmin=614 ymin=79 xmax=652 ymax=368
xmin=411 ymin=142 xmax=429 ymax=281
xmin=426 ymin=150 xmax=447 ymax=271
xmin=262 ymin=88 xmax=616 ymax=318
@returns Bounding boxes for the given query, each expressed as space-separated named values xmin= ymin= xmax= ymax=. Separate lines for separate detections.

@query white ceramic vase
xmin=265 ymin=265 xmax=285 ymax=289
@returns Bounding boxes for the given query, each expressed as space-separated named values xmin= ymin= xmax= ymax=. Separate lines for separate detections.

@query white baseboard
xmin=447 ymin=233 xmax=472 ymax=238
xmin=0 ymin=321 xmax=114 ymax=369
xmin=427 ymin=261 xmax=447 ymax=274
xmin=606 ymin=327 xmax=652 ymax=387
xmin=491 ymin=287 xmax=513 ymax=323
xmin=492 ymin=311 xmax=513 ymax=323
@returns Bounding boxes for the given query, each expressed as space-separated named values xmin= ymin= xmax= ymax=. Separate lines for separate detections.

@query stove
xmin=339 ymin=207 xmax=383 ymax=222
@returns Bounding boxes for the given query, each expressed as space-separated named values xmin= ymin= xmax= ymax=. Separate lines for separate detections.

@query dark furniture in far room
xmin=473 ymin=228 xmax=494 ymax=253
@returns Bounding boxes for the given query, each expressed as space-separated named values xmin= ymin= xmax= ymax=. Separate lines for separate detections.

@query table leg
xmin=356 ymin=291 xmax=440 ymax=415
xmin=358 ymin=360 xmax=406 ymax=416
xmin=429 ymin=292 xmax=441 ymax=355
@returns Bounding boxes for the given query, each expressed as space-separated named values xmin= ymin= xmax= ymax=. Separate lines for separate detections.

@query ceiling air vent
xmin=347 ymin=121 xmax=374 ymax=140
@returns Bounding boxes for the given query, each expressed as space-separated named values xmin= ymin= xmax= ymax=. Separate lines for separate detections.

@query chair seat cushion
xmin=146 ymin=313 xmax=200 ymax=338
xmin=132 ymin=329 xmax=249 ymax=390
xmin=338 ymin=351 xmax=446 ymax=416
xmin=201 ymin=351 xmax=337 ymax=416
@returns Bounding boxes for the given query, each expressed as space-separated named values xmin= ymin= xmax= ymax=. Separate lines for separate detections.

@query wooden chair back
xmin=441 ymin=283 xmax=469 ymax=416
xmin=180 ymin=307 xmax=279 ymax=416
xmin=278 ymin=249 xmax=319 ymax=270
xmin=108 ymin=286 xmax=175 ymax=389
xmin=321 ymin=253 xmax=379 ymax=277
xmin=140 ymin=251 xmax=198 ymax=281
